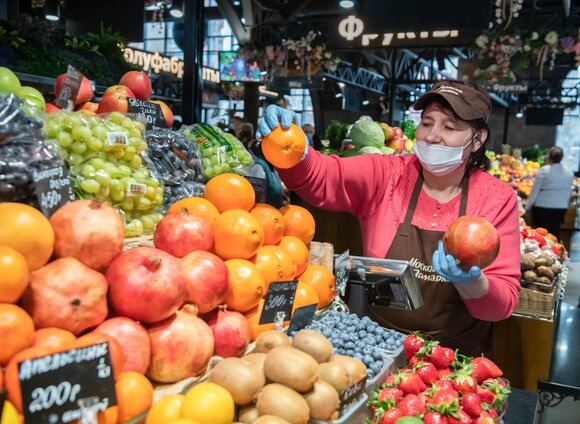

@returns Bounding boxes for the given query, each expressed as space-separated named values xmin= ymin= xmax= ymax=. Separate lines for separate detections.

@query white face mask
xmin=412 ymin=132 xmax=478 ymax=176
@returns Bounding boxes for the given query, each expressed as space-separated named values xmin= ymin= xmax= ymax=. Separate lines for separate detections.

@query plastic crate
xmin=382 ymin=344 xmax=406 ymax=368
xmin=310 ymin=393 xmax=370 ymax=424
xmin=365 ymin=354 xmax=395 ymax=394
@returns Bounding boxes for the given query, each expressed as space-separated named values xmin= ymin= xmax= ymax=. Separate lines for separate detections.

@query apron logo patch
xmin=409 ymin=258 xmax=449 ymax=283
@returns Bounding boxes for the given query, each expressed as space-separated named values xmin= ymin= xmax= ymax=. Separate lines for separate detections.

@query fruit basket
xmin=514 ymin=276 xmax=560 ymax=320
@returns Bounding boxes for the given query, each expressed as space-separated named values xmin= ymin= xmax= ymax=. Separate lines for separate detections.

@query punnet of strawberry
xmin=366 ymin=333 xmax=510 ymax=424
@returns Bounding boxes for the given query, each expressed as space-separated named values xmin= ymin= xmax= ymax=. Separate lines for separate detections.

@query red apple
xmin=390 ymin=127 xmax=404 ymax=140
xmin=103 ymin=85 xmax=135 ymax=98
xmin=119 ymin=71 xmax=152 ymax=101
xmin=151 ymin=100 xmax=174 ymax=127
xmin=54 ymin=73 xmax=94 ymax=105
xmin=45 ymin=102 xmax=61 ymax=113
xmin=442 ymin=216 xmax=500 ymax=270
xmin=386 ymin=137 xmax=405 ymax=155
xmin=180 ymin=251 xmax=230 ymax=314
xmin=97 ymin=91 xmax=132 ymax=114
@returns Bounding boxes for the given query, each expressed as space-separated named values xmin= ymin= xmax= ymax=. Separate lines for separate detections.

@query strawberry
xmin=447 ymin=409 xmax=472 ymax=424
xmin=431 ymin=345 xmax=455 ymax=369
xmin=430 ymin=388 xmax=460 ymax=409
xmin=475 ymin=386 xmax=495 ymax=405
xmin=398 ymin=393 xmax=427 ymax=416
xmin=404 ymin=334 xmax=425 ymax=360
xmin=377 ymin=387 xmax=404 ymax=404
xmin=472 ymin=357 xmax=503 ymax=382
xmin=409 ymin=355 xmax=426 ymax=368
xmin=451 ymin=371 xmax=477 ymax=393
xmin=415 ymin=362 xmax=439 ymax=386
xmin=460 ymin=392 xmax=483 ymax=417
xmin=434 ymin=379 xmax=455 ymax=392
xmin=378 ymin=407 xmax=404 ymax=424
xmin=398 ymin=372 xmax=428 ymax=395
xmin=423 ymin=412 xmax=449 ymax=424
xmin=474 ymin=410 xmax=496 ymax=424
xmin=438 ymin=368 xmax=452 ymax=379
xmin=479 ymin=379 xmax=510 ymax=409
xmin=385 ymin=373 xmax=399 ymax=387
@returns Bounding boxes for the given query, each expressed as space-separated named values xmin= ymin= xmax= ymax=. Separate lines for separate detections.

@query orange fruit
xmin=116 ymin=371 xmax=154 ymax=423
xmin=252 ymin=246 xmax=295 ymax=294
xmin=214 ymin=209 xmax=264 ymax=260
xmin=167 ymin=197 xmax=220 ymax=225
xmin=250 ymin=203 xmax=285 ymax=245
xmin=261 ymin=123 xmax=307 ymax=169
xmin=244 ymin=299 xmax=275 ymax=341
xmin=299 ymin=265 xmax=336 ymax=309
xmin=0 ymin=203 xmax=54 ymax=271
xmin=0 ymin=304 xmax=35 ymax=366
xmin=32 ymin=327 xmax=77 ymax=351
xmin=292 ymin=281 xmax=320 ymax=313
xmin=279 ymin=205 xmax=315 ymax=244
xmin=146 ymin=394 xmax=185 ymax=424
xmin=0 ymin=247 xmax=29 ymax=303
xmin=97 ymin=406 xmax=118 ymax=424
xmin=277 ymin=235 xmax=310 ymax=277
xmin=204 ymin=173 xmax=255 ymax=212
xmin=224 ymin=259 xmax=265 ymax=313
xmin=181 ymin=381 xmax=235 ymax=424
xmin=5 ymin=346 xmax=53 ymax=412
xmin=75 ymin=332 xmax=125 ymax=380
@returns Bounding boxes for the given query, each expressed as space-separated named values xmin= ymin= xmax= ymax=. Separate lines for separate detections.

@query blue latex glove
xmin=432 ymin=241 xmax=482 ymax=284
xmin=256 ymin=105 xmax=309 ymax=159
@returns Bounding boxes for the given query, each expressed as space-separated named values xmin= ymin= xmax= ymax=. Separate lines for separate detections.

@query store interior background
xmin=2 ymin=0 xmax=580 ymax=421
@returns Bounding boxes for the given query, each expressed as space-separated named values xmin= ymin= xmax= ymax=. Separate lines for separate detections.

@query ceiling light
xmin=45 ymin=14 xmax=59 ymax=21
xmin=340 ymin=0 xmax=355 ymax=8
xmin=516 ymin=105 xmax=524 ymax=118
xmin=233 ymin=0 xmax=241 ymax=5
xmin=45 ymin=0 xmax=59 ymax=21
xmin=362 ymin=99 xmax=370 ymax=106
xmin=170 ymin=9 xmax=183 ymax=17
xmin=335 ymin=92 xmax=343 ymax=98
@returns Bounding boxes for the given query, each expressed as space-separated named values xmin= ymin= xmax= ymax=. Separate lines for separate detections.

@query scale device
xmin=336 ymin=254 xmax=423 ymax=311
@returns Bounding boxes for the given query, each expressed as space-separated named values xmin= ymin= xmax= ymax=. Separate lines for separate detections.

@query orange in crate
xmin=299 ymin=265 xmax=336 ymax=309
xmin=250 ymin=203 xmax=286 ymax=245
xmin=32 ymin=327 xmax=76 ymax=351
xmin=0 ymin=304 xmax=35 ymax=367
xmin=167 ymin=197 xmax=220 ymax=226
xmin=277 ymin=235 xmax=310 ymax=277
xmin=253 ymin=246 xmax=296 ymax=294
xmin=0 ymin=246 xmax=29 ymax=303
xmin=279 ymin=205 xmax=315 ymax=244
xmin=261 ymin=124 xmax=307 ymax=169
xmin=292 ymin=281 xmax=320 ymax=312
xmin=214 ymin=209 xmax=264 ymax=260
xmin=204 ymin=173 xmax=255 ymax=213
xmin=225 ymin=259 xmax=265 ymax=313
xmin=116 ymin=371 xmax=154 ymax=423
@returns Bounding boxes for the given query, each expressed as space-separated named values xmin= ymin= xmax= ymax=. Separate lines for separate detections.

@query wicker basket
xmin=123 ymin=234 xmax=154 ymax=252
xmin=514 ymin=284 xmax=558 ymax=320
xmin=308 ymin=241 xmax=334 ymax=272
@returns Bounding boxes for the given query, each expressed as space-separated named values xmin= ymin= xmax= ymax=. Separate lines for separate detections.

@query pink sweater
xmin=278 ymin=148 xmax=522 ymax=321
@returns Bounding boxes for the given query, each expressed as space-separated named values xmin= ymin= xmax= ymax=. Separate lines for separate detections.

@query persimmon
xmin=261 ymin=123 xmax=307 ymax=169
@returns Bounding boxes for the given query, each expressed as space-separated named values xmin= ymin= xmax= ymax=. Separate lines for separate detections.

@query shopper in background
xmin=526 ymin=146 xmax=574 ymax=239
xmin=256 ymin=80 xmax=521 ymax=356
xmin=229 ymin=116 xmax=243 ymax=137
xmin=302 ymin=123 xmax=316 ymax=147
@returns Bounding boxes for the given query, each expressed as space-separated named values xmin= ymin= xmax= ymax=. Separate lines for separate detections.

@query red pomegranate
xmin=154 ymin=211 xmax=214 ymax=258
xmin=180 ymin=251 xmax=230 ymax=314
xmin=94 ymin=317 xmax=151 ymax=374
xmin=106 ymin=247 xmax=187 ymax=324
xmin=50 ymin=200 xmax=125 ymax=272
xmin=146 ymin=308 xmax=214 ymax=383
xmin=442 ymin=215 xmax=500 ymax=270
xmin=204 ymin=307 xmax=252 ymax=358
xmin=22 ymin=257 xmax=108 ymax=335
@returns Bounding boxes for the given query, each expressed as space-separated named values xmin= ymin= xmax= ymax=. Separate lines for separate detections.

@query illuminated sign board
xmin=337 ymin=15 xmax=461 ymax=47
xmin=123 ymin=47 xmax=220 ymax=84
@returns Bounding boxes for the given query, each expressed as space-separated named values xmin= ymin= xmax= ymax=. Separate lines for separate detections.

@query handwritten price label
xmin=127 ymin=98 xmax=167 ymax=130
xmin=33 ymin=166 xmax=75 ymax=217
xmin=259 ymin=281 xmax=298 ymax=325
xmin=19 ymin=342 xmax=117 ymax=424
xmin=339 ymin=376 xmax=367 ymax=415
xmin=334 ymin=250 xmax=351 ymax=297
xmin=54 ymin=65 xmax=84 ymax=110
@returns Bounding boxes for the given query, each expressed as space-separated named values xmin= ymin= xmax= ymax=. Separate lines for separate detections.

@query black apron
xmin=360 ymin=171 xmax=492 ymax=357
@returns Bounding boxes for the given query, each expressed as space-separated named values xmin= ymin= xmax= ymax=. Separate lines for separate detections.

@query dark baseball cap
xmin=413 ymin=81 xmax=492 ymax=121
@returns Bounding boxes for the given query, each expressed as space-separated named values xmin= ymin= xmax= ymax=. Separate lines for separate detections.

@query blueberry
xmin=365 ymin=336 xmax=377 ymax=346
xmin=378 ymin=342 xmax=387 ymax=349
xmin=358 ymin=330 xmax=368 ymax=339
xmin=363 ymin=354 xmax=374 ymax=364
xmin=354 ymin=353 xmax=364 ymax=361
xmin=373 ymin=350 xmax=383 ymax=360
xmin=345 ymin=342 xmax=356 ymax=350
xmin=346 ymin=349 xmax=355 ymax=356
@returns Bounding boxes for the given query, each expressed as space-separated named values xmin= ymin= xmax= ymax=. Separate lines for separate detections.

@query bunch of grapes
xmin=43 ymin=111 xmax=164 ymax=236
xmin=298 ymin=311 xmax=406 ymax=379
xmin=181 ymin=124 xmax=253 ymax=178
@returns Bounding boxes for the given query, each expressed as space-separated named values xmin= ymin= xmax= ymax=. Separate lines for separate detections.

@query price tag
xmin=245 ymin=176 xmax=267 ymax=203
xmin=259 ymin=280 xmax=298 ymax=325
xmin=127 ymin=98 xmax=167 ymax=130
xmin=126 ymin=182 xmax=147 ymax=197
xmin=335 ymin=250 xmax=351 ymax=297
xmin=18 ymin=342 xmax=117 ymax=424
xmin=54 ymin=65 xmax=84 ymax=110
xmin=106 ymin=132 xmax=129 ymax=147
xmin=33 ymin=166 xmax=75 ymax=217
xmin=339 ymin=376 xmax=367 ymax=416
xmin=288 ymin=303 xmax=317 ymax=334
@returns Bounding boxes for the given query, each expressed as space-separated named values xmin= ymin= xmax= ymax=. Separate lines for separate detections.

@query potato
xmin=534 ymin=257 xmax=549 ymax=268
xmin=551 ymin=262 xmax=563 ymax=275
xmin=523 ymin=270 xmax=537 ymax=282
xmin=537 ymin=266 xmax=555 ymax=280
xmin=535 ymin=276 xmax=552 ymax=285
xmin=521 ymin=253 xmax=536 ymax=271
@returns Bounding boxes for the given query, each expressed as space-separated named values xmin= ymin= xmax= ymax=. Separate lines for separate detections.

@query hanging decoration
xmin=491 ymin=0 xmax=525 ymax=29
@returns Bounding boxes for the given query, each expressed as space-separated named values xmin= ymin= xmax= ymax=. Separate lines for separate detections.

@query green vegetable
xmin=350 ymin=120 xmax=384 ymax=149
xmin=399 ymin=120 xmax=417 ymax=140
xmin=323 ymin=120 xmax=349 ymax=151
xmin=380 ymin=146 xmax=395 ymax=155
xmin=320 ymin=148 xmax=341 ymax=156
xmin=358 ymin=145 xmax=383 ymax=155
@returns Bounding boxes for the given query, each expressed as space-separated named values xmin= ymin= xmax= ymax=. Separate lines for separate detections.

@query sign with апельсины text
xmin=259 ymin=281 xmax=298 ymax=325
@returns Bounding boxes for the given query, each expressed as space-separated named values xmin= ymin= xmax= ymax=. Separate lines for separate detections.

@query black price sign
xmin=33 ymin=166 xmax=75 ymax=217
xmin=339 ymin=376 xmax=367 ymax=416
xmin=19 ymin=342 xmax=117 ymax=424
xmin=54 ymin=65 xmax=84 ymax=110
xmin=259 ymin=280 xmax=298 ymax=325
xmin=127 ymin=97 xmax=168 ymax=130
xmin=288 ymin=303 xmax=317 ymax=334
xmin=245 ymin=176 xmax=267 ymax=203
xmin=335 ymin=249 xmax=351 ymax=298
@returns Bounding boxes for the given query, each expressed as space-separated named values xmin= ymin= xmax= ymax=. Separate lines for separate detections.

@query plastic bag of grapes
xmin=0 ymin=93 xmax=69 ymax=208
xmin=44 ymin=110 xmax=165 ymax=237
xmin=181 ymin=123 xmax=254 ymax=178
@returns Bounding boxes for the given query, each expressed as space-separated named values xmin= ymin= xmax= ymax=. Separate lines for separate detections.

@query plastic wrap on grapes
xmin=44 ymin=110 xmax=165 ymax=237
xmin=180 ymin=123 xmax=254 ymax=178
xmin=144 ymin=128 xmax=206 ymax=209
xmin=0 ymin=94 xmax=66 ymax=207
